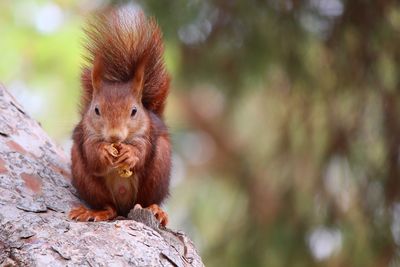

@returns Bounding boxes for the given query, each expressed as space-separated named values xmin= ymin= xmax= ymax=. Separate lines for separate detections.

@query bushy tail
xmin=83 ymin=7 xmax=170 ymax=116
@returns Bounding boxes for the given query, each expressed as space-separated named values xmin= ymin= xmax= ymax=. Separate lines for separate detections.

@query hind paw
xmin=69 ymin=205 xmax=116 ymax=222
xmin=146 ymin=204 xmax=168 ymax=226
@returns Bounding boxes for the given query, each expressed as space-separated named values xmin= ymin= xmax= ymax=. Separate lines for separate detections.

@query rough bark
xmin=0 ymin=84 xmax=204 ymax=267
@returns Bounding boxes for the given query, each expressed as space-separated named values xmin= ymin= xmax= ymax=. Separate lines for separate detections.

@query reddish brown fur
xmin=81 ymin=8 xmax=169 ymax=116
xmin=70 ymin=8 xmax=171 ymax=225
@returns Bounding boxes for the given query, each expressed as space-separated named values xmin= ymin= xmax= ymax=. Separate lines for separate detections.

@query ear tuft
xmin=91 ymin=56 xmax=104 ymax=92
xmin=132 ymin=55 xmax=149 ymax=99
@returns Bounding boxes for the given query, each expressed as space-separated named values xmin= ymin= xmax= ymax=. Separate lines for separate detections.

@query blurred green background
xmin=1 ymin=0 xmax=400 ymax=266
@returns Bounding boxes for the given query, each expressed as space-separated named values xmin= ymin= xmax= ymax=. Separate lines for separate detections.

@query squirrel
xmin=68 ymin=7 xmax=171 ymax=226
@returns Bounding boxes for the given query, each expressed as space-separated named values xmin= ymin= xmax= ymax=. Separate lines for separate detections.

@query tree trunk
xmin=0 ymin=84 xmax=204 ymax=267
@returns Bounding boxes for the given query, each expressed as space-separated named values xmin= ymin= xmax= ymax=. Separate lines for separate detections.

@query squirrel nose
xmin=109 ymin=135 xmax=122 ymax=143
xmin=106 ymin=128 xmax=128 ymax=142
xmin=107 ymin=132 xmax=124 ymax=143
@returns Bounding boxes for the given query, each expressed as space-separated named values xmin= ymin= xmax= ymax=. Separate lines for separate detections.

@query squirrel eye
xmin=131 ymin=107 xmax=137 ymax=117
xmin=94 ymin=107 xmax=100 ymax=116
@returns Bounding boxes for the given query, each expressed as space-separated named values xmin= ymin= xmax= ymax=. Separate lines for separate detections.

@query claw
xmin=105 ymin=154 xmax=114 ymax=166
xmin=105 ymin=144 xmax=119 ymax=157
xmin=146 ymin=204 xmax=169 ymax=226
xmin=69 ymin=205 xmax=116 ymax=222
xmin=115 ymin=154 xmax=129 ymax=165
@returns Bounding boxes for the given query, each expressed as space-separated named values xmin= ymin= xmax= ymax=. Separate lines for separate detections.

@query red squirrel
xmin=68 ymin=7 xmax=171 ymax=226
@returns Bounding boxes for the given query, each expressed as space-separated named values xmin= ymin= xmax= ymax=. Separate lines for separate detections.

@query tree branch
xmin=0 ymin=84 xmax=203 ymax=267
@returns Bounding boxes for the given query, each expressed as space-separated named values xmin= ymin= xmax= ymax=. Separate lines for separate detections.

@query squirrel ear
xmin=91 ymin=56 xmax=103 ymax=94
xmin=132 ymin=55 xmax=148 ymax=99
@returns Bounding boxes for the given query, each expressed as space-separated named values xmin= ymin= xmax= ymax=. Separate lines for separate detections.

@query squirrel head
xmin=83 ymin=55 xmax=149 ymax=143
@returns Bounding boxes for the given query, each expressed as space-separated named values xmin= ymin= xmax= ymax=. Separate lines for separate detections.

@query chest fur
xmin=105 ymin=170 xmax=138 ymax=215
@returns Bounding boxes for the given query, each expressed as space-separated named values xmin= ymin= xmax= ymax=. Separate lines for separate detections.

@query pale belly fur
xmin=104 ymin=169 xmax=138 ymax=214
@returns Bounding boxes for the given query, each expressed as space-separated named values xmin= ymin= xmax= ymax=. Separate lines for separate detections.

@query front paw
xmin=114 ymin=143 xmax=139 ymax=170
xmin=99 ymin=143 xmax=116 ymax=167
